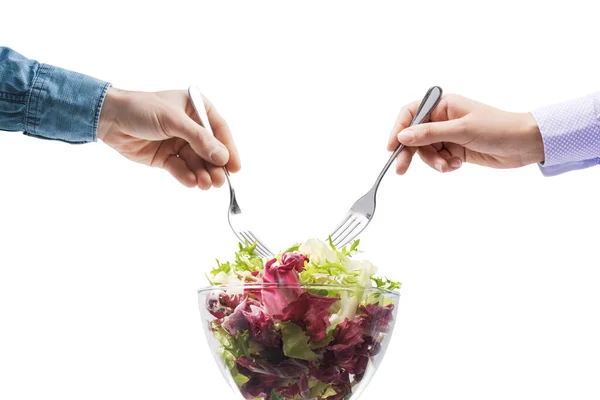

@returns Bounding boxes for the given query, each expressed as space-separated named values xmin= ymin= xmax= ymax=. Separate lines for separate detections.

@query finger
xmin=444 ymin=142 xmax=466 ymax=159
xmin=397 ymin=118 xmax=467 ymax=147
xmin=442 ymin=142 xmax=466 ymax=169
xmin=417 ymin=145 xmax=452 ymax=173
xmin=395 ymin=146 xmax=417 ymax=175
xmin=169 ymin=113 xmax=230 ymax=166
xmin=438 ymin=147 xmax=463 ymax=169
xmin=163 ymin=156 xmax=197 ymax=187
xmin=438 ymin=147 xmax=452 ymax=158
xmin=388 ymin=100 xmax=420 ymax=151
xmin=178 ymin=144 xmax=212 ymax=190
xmin=207 ymin=164 xmax=227 ymax=188
xmin=446 ymin=156 xmax=463 ymax=170
xmin=203 ymin=96 xmax=241 ymax=173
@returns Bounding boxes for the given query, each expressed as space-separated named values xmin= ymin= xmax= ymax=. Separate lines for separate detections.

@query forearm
xmin=0 ymin=47 xmax=110 ymax=143
xmin=531 ymin=92 xmax=600 ymax=176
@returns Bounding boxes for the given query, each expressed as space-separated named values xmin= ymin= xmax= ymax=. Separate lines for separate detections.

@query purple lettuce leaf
xmin=222 ymin=299 xmax=281 ymax=349
xmin=359 ymin=303 xmax=395 ymax=335
xmin=206 ymin=291 xmax=244 ymax=319
xmin=236 ymin=356 xmax=310 ymax=379
xmin=276 ymin=292 xmax=339 ymax=342
xmin=261 ymin=255 xmax=306 ymax=316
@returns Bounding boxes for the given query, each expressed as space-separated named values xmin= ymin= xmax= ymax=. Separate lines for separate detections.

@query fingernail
xmin=435 ymin=163 xmax=444 ymax=173
xmin=210 ymin=146 xmax=229 ymax=164
xmin=451 ymin=159 xmax=462 ymax=168
xmin=397 ymin=128 xmax=415 ymax=144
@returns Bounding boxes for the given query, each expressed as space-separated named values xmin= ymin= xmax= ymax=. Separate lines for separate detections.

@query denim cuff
xmin=23 ymin=63 xmax=110 ymax=144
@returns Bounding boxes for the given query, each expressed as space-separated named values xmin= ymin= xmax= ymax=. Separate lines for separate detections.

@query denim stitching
xmin=23 ymin=132 xmax=87 ymax=144
xmin=24 ymin=63 xmax=42 ymax=134
xmin=0 ymin=92 xmax=27 ymax=103
xmin=33 ymin=65 xmax=53 ymax=135
xmin=93 ymin=82 xmax=111 ymax=142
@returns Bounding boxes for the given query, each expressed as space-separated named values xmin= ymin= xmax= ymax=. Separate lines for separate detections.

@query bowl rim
xmin=197 ymin=283 xmax=400 ymax=297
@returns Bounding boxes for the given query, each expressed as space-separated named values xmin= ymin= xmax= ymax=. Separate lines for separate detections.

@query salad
xmin=204 ymin=238 xmax=400 ymax=400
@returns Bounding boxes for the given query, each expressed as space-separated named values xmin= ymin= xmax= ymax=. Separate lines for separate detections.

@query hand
xmin=387 ymin=94 xmax=544 ymax=174
xmin=97 ymin=88 xmax=241 ymax=189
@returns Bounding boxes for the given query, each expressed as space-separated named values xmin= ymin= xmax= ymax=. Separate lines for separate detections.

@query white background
xmin=1 ymin=1 xmax=599 ymax=399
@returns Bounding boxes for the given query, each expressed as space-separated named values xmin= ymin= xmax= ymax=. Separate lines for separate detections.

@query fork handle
xmin=188 ymin=86 xmax=230 ymax=176
xmin=373 ymin=86 xmax=443 ymax=189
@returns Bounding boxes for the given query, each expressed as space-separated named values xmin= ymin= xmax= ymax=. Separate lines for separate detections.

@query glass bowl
xmin=198 ymin=283 xmax=400 ymax=400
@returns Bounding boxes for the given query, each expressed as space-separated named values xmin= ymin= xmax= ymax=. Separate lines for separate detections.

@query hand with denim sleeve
xmin=0 ymin=47 xmax=240 ymax=189
xmin=97 ymin=88 xmax=240 ymax=189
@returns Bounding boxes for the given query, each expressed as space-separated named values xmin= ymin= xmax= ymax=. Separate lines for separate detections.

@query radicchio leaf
xmin=223 ymin=299 xmax=281 ymax=348
xmin=261 ymin=256 xmax=306 ymax=316
xmin=274 ymin=375 xmax=310 ymax=399
xmin=206 ymin=291 xmax=244 ymax=319
xmin=236 ymin=356 xmax=310 ymax=378
xmin=277 ymin=292 xmax=339 ymax=342
xmin=359 ymin=303 xmax=395 ymax=335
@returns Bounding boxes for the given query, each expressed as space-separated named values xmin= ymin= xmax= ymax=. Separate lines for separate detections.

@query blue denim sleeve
xmin=0 ymin=47 xmax=110 ymax=143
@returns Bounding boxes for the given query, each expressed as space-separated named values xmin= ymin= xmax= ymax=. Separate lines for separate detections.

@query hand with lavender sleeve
xmin=387 ymin=93 xmax=600 ymax=176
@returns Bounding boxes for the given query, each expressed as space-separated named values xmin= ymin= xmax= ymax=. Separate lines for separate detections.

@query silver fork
xmin=188 ymin=86 xmax=274 ymax=259
xmin=329 ymin=86 xmax=443 ymax=249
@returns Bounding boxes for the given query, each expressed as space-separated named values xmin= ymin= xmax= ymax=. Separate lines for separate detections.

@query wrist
xmin=519 ymin=112 xmax=544 ymax=165
xmin=97 ymin=87 xmax=125 ymax=141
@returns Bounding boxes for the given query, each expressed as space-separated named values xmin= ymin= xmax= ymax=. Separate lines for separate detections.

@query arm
xmin=531 ymin=93 xmax=600 ymax=176
xmin=0 ymin=47 xmax=109 ymax=143
xmin=388 ymin=93 xmax=600 ymax=177
xmin=0 ymin=47 xmax=240 ymax=189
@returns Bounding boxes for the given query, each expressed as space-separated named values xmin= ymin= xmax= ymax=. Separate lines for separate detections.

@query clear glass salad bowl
xmin=198 ymin=283 xmax=400 ymax=400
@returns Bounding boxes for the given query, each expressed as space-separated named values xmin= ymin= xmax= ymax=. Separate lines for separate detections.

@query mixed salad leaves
xmin=205 ymin=238 xmax=400 ymax=400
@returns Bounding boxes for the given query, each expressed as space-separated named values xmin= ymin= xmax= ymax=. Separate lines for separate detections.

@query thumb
xmin=397 ymin=119 xmax=466 ymax=147
xmin=172 ymin=115 xmax=230 ymax=166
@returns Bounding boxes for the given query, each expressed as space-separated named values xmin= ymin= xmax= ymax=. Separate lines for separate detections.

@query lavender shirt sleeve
xmin=531 ymin=93 xmax=600 ymax=176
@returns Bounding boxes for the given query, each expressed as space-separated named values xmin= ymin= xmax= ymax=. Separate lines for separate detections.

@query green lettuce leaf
xmin=209 ymin=241 xmax=265 ymax=283
xmin=283 ymin=243 xmax=301 ymax=253
xmin=279 ymin=322 xmax=318 ymax=361
xmin=211 ymin=323 xmax=252 ymax=387
xmin=342 ymin=239 xmax=360 ymax=256
xmin=309 ymin=379 xmax=332 ymax=399
xmin=233 ymin=241 xmax=264 ymax=272
xmin=371 ymin=276 xmax=402 ymax=290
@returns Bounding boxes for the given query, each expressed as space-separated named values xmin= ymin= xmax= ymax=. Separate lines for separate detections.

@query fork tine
xmin=239 ymin=231 xmax=271 ymax=258
xmin=329 ymin=214 xmax=351 ymax=243
xmin=333 ymin=218 xmax=362 ymax=248
xmin=245 ymin=231 xmax=274 ymax=258
xmin=239 ymin=231 xmax=259 ymax=253
xmin=331 ymin=215 xmax=357 ymax=245
xmin=233 ymin=232 xmax=248 ymax=247
xmin=335 ymin=222 xmax=365 ymax=249
xmin=255 ymin=242 xmax=273 ymax=258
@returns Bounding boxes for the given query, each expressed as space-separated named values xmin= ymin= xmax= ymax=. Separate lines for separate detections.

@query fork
xmin=329 ymin=86 xmax=443 ymax=249
xmin=188 ymin=86 xmax=274 ymax=259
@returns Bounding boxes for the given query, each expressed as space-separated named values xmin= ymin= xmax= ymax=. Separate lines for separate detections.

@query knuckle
xmin=194 ymin=129 xmax=211 ymax=148
xmin=416 ymin=124 xmax=432 ymax=140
